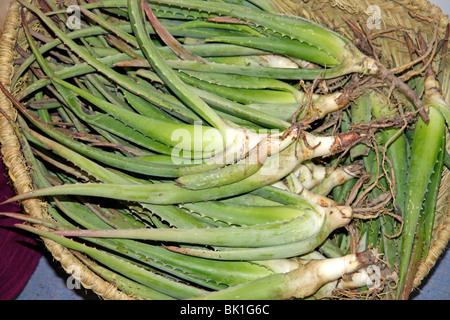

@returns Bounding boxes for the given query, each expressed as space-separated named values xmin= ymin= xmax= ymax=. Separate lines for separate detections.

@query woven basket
xmin=0 ymin=0 xmax=448 ymax=300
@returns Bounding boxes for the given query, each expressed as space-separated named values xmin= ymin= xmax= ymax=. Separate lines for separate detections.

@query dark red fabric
xmin=0 ymin=155 xmax=41 ymax=300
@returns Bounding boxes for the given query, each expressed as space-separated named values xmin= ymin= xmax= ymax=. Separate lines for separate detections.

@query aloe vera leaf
xmin=68 ymin=42 xmax=132 ymax=112
xmin=120 ymin=88 xmax=174 ymax=121
xmin=14 ymin=119 xmax=93 ymax=230
xmin=396 ymin=69 xmax=450 ymax=299
xmin=18 ymin=53 xmax=134 ymax=100
xmin=348 ymin=92 xmax=387 ymax=255
xmin=176 ymin=19 xmax=266 ymax=37
xmin=31 ymin=137 xmax=319 ymax=233
xmin=54 ymin=207 xmax=334 ymax=262
xmin=180 ymin=43 xmax=268 ymax=56
xmin=51 ymin=76 xmax=224 ymax=153
xmin=144 ymin=85 xmax=326 ymax=134
xmin=166 ymin=58 xmax=350 ymax=80
xmin=318 ymin=238 xmax=345 ymax=258
xmin=77 ymin=4 xmax=139 ymax=48
xmin=166 ymin=205 xmax=352 ymax=260
xmin=426 ymin=94 xmax=450 ymax=128
xmin=0 ymin=212 xmax=61 ymax=230
xmin=178 ymin=71 xmax=299 ymax=104
xmin=253 ymin=183 xmax=323 ymax=206
xmin=421 ymin=136 xmax=446 ymax=261
xmin=193 ymin=250 xmax=375 ymax=300
xmin=397 ymin=106 xmax=446 ymax=299
xmin=71 ymin=212 xmax=284 ymax=290
xmin=120 ymin=239 xmax=289 ymax=288
xmin=349 ymin=94 xmax=372 ymax=160
xmin=401 ymin=137 xmax=445 ymax=299
xmin=21 ymin=132 xmax=145 ymax=228
xmin=46 ymin=37 xmax=177 ymax=127
xmin=220 ymin=193 xmax=280 ymax=207
xmin=86 ymin=238 xmax=277 ymax=290
xmin=179 ymin=69 xmax=300 ymax=94
xmin=71 ymin=251 xmax=176 ymax=300
xmin=245 ymin=0 xmax=278 ymax=12
xmin=233 ymin=102 xmax=300 ymax=122
xmin=24 ymin=127 xmax=131 ymax=185
xmin=130 ymin=74 xmax=205 ymax=123
xmin=14 ymin=132 xmax=344 ymax=250
xmin=34 ymin=0 xmax=375 ymax=79
xmin=53 ymin=204 xmax=323 ymax=248
xmin=176 ymin=161 xmax=265 ymax=190
xmin=12 ymin=25 xmax=109 ymax=86
xmin=366 ymin=218 xmax=381 ymax=254
xmin=81 ymin=72 xmax=133 ymax=112
xmin=83 ymin=45 xmax=122 ymax=57
xmin=85 ymin=204 xmax=147 ymax=230
xmin=213 ymin=110 xmax=263 ymax=131
xmin=310 ymin=162 xmax=363 ymax=196
xmin=182 ymin=201 xmax=314 ymax=227
xmin=16 ymin=224 xmax=205 ymax=299
xmin=57 ymin=0 xmax=223 ymax=21
xmin=128 ymin=0 xmax=228 ymax=133
xmin=204 ymin=36 xmax=339 ymax=66
xmin=362 ymin=155 xmax=384 ymax=254
xmin=75 ymin=234 xmax=292 ymax=289
xmin=45 ymin=83 xmax=171 ymax=156
xmin=23 ymin=140 xmax=334 ymax=264
xmin=113 ymin=54 xmax=348 ymax=81
xmin=41 ymin=63 xmax=199 ymax=158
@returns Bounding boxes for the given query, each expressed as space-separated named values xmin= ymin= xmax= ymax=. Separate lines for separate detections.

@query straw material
xmin=0 ymin=0 xmax=448 ymax=299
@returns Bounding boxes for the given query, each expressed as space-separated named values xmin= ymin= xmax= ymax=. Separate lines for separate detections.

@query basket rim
xmin=0 ymin=0 xmax=448 ymax=299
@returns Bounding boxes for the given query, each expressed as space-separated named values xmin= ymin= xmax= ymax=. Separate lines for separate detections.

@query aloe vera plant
xmin=396 ymin=68 xmax=447 ymax=299
xmin=1 ymin=0 xmax=447 ymax=300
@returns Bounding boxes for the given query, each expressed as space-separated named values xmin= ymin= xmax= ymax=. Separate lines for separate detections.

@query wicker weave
xmin=0 ymin=0 xmax=448 ymax=299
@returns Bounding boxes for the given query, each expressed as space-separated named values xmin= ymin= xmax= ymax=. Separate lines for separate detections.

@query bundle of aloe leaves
xmin=1 ymin=0 xmax=448 ymax=300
